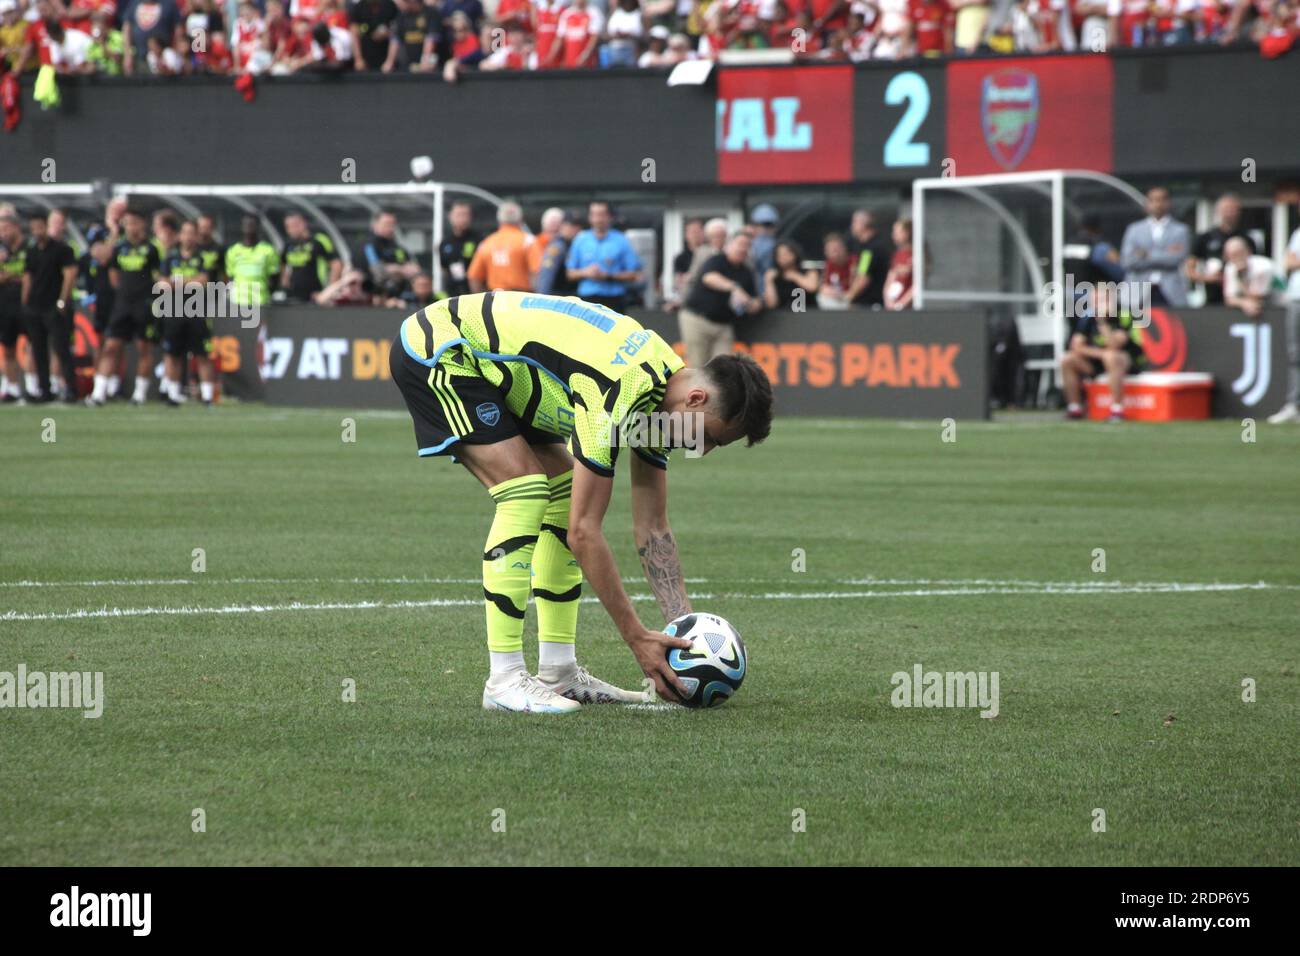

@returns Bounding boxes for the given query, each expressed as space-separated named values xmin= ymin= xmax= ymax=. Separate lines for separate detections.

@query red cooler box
xmin=1087 ymin=372 xmax=1214 ymax=421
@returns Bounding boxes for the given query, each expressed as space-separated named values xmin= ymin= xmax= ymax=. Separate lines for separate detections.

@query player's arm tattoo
xmin=636 ymin=529 xmax=691 ymax=623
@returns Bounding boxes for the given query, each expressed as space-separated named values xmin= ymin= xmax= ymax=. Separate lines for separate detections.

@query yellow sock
xmin=533 ymin=470 xmax=582 ymax=653
xmin=483 ymin=474 xmax=549 ymax=653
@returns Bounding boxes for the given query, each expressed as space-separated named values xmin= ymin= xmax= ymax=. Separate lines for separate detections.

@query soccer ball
xmin=663 ymin=612 xmax=747 ymax=708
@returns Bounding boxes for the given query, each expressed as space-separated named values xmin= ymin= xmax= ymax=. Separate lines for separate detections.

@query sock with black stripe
xmin=533 ymin=470 xmax=582 ymax=675
xmin=483 ymin=473 xmax=550 ymax=676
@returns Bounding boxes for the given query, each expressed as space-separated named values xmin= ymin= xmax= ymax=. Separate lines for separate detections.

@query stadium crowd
xmin=0 ymin=0 xmax=1296 ymax=80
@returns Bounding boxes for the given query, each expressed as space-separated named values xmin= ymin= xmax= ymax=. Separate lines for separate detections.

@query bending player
xmin=391 ymin=291 xmax=773 ymax=713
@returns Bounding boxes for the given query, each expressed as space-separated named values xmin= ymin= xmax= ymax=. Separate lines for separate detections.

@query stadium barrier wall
xmin=1 ymin=49 xmax=1294 ymax=188
xmin=0 ymin=304 xmax=1278 ymax=417
xmin=1134 ymin=306 xmax=1288 ymax=419
xmin=254 ymin=305 xmax=991 ymax=419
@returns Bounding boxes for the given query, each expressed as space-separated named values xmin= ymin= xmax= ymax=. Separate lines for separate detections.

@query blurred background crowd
xmin=1 ymin=0 xmax=1296 ymax=80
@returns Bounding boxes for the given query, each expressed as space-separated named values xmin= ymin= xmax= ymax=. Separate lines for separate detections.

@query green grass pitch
xmin=1 ymin=403 xmax=1297 ymax=866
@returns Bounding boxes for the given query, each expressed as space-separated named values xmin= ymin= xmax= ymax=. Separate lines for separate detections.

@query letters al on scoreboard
xmin=716 ymin=65 xmax=853 ymax=185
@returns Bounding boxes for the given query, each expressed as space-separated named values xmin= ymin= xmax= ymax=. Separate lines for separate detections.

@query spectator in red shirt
xmin=480 ymin=22 xmax=534 ymax=67
xmin=819 ymin=233 xmax=854 ymax=309
xmin=279 ymin=16 xmax=317 ymax=70
xmin=321 ymin=0 xmax=353 ymax=31
xmin=553 ymin=0 xmax=602 ymax=67
xmin=532 ymin=0 xmax=564 ymax=67
xmin=884 ymin=218 xmax=915 ymax=311
xmin=1259 ymin=0 xmax=1298 ymax=54
xmin=810 ymin=0 xmax=850 ymax=36
xmin=264 ymin=0 xmax=294 ymax=55
xmin=16 ymin=1 xmax=61 ymax=72
xmin=494 ymin=0 xmax=534 ymax=32
xmin=232 ymin=1 xmax=268 ymax=71
xmin=777 ymin=9 xmax=825 ymax=53
xmin=441 ymin=9 xmax=482 ymax=78
xmin=65 ymin=0 xmax=118 ymax=27
xmin=290 ymin=0 xmax=327 ymax=20
xmin=911 ymin=0 xmax=952 ymax=54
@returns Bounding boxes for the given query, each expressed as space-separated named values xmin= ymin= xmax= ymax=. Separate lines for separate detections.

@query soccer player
xmin=0 ymin=214 xmax=26 ymax=403
xmin=160 ymin=220 xmax=217 ymax=406
xmin=281 ymin=212 xmax=341 ymax=303
xmin=225 ymin=215 xmax=280 ymax=317
xmin=87 ymin=209 xmax=161 ymax=407
xmin=391 ymin=291 xmax=773 ymax=713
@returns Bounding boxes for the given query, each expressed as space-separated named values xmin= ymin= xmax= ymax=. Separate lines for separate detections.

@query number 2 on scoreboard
xmin=883 ymin=71 xmax=931 ymax=169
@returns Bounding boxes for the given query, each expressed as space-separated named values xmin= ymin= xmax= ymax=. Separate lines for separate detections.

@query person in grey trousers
xmin=1267 ymin=219 xmax=1300 ymax=424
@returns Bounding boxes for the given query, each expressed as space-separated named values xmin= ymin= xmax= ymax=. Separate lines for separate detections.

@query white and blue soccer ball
xmin=663 ymin=612 xmax=747 ymax=708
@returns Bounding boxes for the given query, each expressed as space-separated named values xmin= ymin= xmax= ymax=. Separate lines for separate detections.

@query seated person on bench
xmin=1060 ymin=285 xmax=1149 ymax=422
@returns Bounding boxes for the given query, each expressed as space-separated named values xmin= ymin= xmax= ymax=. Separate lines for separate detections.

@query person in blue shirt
xmin=564 ymin=201 xmax=643 ymax=312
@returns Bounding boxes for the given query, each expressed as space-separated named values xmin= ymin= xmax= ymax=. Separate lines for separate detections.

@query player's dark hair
xmin=704 ymin=353 xmax=773 ymax=447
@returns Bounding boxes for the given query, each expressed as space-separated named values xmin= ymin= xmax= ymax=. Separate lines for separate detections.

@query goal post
xmin=912 ymin=169 xmax=1147 ymax=395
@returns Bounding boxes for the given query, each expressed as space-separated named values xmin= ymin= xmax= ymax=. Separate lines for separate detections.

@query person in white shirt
xmin=1221 ymin=236 xmax=1277 ymax=318
xmin=1267 ymin=223 xmax=1300 ymax=424
xmin=50 ymin=22 xmax=94 ymax=73
xmin=605 ymin=0 xmax=644 ymax=67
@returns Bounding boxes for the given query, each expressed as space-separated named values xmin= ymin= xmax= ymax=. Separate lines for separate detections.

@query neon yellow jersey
xmin=224 ymin=241 xmax=280 ymax=306
xmin=398 ymin=291 xmax=685 ymax=476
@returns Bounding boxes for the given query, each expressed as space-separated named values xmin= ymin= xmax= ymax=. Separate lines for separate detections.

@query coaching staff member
xmin=680 ymin=231 xmax=762 ymax=368
xmin=565 ymin=200 xmax=642 ymax=312
xmin=21 ymin=213 xmax=78 ymax=403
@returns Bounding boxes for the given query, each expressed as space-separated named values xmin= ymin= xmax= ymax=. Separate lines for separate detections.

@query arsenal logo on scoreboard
xmin=981 ymin=69 xmax=1039 ymax=170
xmin=947 ymin=55 xmax=1113 ymax=176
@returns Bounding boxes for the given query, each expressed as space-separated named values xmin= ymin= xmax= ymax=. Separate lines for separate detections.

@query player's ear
xmin=685 ymin=385 xmax=710 ymax=410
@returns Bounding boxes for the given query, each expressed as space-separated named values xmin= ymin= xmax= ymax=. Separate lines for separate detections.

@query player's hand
xmin=625 ymin=626 xmax=691 ymax=703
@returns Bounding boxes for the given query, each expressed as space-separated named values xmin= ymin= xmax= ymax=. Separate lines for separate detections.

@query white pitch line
xmin=0 ymin=575 xmax=713 ymax=589
xmin=4 ymin=574 xmax=1291 ymax=591
xmin=0 ymin=593 xmax=676 ymax=623
xmin=1 ymin=582 xmax=1294 ymax=624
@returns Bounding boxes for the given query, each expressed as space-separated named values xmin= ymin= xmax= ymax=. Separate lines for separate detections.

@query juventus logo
xmin=1230 ymin=323 xmax=1272 ymax=407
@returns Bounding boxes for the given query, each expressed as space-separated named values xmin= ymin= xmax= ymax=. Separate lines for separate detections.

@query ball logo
xmin=981 ymin=69 xmax=1039 ymax=170
xmin=476 ymin=402 xmax=501 ymax=426
xmin=1140 ymin=308 xmax=1187 ymax=372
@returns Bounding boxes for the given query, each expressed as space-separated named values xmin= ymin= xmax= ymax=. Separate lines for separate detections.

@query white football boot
xmin=1266 ymin=402 xmax=1299 ymax=424
xmin=536 ymin=664 xmax=649 ymax=705
xmin=481 ymin=671 xmax=581 ymax=714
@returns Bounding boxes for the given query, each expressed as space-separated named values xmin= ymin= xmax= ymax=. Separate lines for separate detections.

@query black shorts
xmin=107 ymin=302 xmax=160 ymax=343
xmin=389 ymin=338 xmax=564 ymax=459
xmin=0 ymin=307 xmax=21 ymax=348
xmin=161 ymin=315 xmax=213 ymax=359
